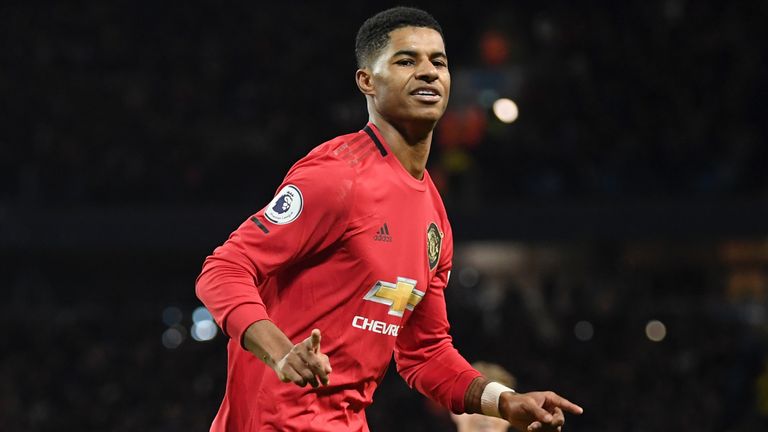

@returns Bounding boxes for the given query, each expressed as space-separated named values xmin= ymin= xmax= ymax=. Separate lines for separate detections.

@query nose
xmin=415 ymin=60 xmax=439 ymax=83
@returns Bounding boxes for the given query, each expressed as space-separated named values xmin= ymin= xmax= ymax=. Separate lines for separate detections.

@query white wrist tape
xmin=480 ymin=382 xmax=515 ymax=418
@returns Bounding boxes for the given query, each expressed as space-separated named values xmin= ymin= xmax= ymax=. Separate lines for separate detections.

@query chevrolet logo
xmin=364 ymin=277 xmax=424 ymax=317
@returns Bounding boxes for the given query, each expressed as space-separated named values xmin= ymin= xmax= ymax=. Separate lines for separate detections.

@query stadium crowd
xmin=1 ymin=1 xmax=765 ymax=206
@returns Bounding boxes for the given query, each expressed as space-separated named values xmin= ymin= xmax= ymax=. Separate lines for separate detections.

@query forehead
xmin=383 ymin=26 xmax=445 ymax=55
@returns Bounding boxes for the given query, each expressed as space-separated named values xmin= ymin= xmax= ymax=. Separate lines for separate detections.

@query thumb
xmin=310 ymin=328 xmax=321 ymax=352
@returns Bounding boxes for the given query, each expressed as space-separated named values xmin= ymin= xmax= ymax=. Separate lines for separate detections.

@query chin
xmin=411 ymin=107 xmax=446 ymax=123
xmin=388 ymin=106 xmax=446 ymax=127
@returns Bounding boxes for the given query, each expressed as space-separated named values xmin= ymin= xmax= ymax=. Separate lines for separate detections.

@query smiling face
xmin=357 ymin=26 xmax=450 ymax=127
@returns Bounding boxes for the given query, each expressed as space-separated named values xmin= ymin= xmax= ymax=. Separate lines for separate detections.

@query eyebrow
xmin=392 ymin=49 xmax=447 ymax=59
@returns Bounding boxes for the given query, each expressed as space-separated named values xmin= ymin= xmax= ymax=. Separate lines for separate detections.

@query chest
xmin=340 ymin=176 xmax=447 ymax=314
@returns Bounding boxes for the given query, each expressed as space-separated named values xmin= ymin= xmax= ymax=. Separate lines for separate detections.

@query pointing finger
xmin=310 ymin=329 xmax=321 ymax=352
xmin=545 ymin=392 xmax=584 ymax=415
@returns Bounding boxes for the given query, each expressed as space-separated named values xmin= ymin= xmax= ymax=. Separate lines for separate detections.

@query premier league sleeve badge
xmin=264 ymin=184 xmax=304 ymax=224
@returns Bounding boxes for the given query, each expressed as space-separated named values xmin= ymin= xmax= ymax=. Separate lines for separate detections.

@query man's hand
xmin=274 ymin=329 xmax=332 ymax=388
xmin=243 ymin=321 xmax=332 ymax=388
xmin=498 ymin=391 xmax=583 ymax=431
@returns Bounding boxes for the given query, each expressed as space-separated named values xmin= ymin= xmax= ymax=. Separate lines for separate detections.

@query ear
xmin=355 ymin=68 xmax=375 ymax=96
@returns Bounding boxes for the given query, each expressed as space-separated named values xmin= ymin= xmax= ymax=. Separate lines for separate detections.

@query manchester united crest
xmin=426 ymin=222 xmax=443 ymax=270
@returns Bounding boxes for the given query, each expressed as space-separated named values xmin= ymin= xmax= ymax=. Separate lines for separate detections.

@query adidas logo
xmin=373 ymin=223 xmax=393 ymax=242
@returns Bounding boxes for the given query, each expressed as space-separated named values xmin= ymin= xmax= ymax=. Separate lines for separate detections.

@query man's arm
xmin=394 ymin=223 xmax=482 ymax=413
xmin=195 ymin=154 xmax=354 ymax=387
xmin=394 ymin=223 xmax=583 ymax=429
xmin=195 ymin=219 xmax=336 ymax=387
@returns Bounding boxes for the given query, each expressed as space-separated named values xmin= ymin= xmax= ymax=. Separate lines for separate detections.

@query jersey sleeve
xmin=393 ymin=223 xmax=481 ymax=414
xmin=195 ymin=153 xmax=356 ymax=347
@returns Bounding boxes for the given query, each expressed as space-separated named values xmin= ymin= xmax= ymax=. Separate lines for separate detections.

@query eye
xmin=432 ymin=60 xmax=447 ymax=68
xmin=396 ymin=58 xmax=415 ymax=66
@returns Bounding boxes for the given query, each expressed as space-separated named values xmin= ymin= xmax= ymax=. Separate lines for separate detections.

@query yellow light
xmin=645 ymin=320 xmax=667 ymax=342
xmin=492 ymin=98 xmax=519 ymax=123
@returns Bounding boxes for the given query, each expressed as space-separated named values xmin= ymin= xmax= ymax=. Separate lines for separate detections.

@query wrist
xmin=480 ymin=382 xmax=516 ymax=418
xmin=464 ymin=377 xmax=490 ymax=414
xmin=243 ymin=320 xmax=293 ymax=369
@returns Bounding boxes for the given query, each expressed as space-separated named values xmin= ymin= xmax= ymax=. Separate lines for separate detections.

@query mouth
xmin=410 ymin=87 xmax=442 ymax=103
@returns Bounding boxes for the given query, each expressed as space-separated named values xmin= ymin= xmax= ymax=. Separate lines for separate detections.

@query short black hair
xmin=355 ymin=6 xmax=443 ymax=68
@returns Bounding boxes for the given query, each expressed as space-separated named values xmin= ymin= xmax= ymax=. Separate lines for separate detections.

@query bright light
xmin=192 ymin=306 xmax=213 ymax=324
xmin=191 ymin=320 xmax=218 ymax=342
xmin=574 ymin=320 xmax=594 ymax=341
xmin=492 ymin=98 xmax=519 ymax=123
xmin=162 ymin=327 xmax=184 ymax=349
xmin=645 ymin=320 xmax=667 ymax=342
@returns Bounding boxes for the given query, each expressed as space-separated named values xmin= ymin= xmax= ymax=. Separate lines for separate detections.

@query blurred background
xmin=1 ymin=1 xmax=767 ymax=431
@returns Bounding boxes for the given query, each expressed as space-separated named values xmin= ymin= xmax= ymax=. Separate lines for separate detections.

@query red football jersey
xmin=196 ymin=123 xmax=480 ymax=431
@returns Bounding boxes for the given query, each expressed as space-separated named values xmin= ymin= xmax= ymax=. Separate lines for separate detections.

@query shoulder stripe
xmin=347 ymin=147 xmax=376 ymax=166
xmin=363 ymin=125 xmax=388 ymax=157
xmin=333 ymin=134 xmax=367 ymax=159
xmin=250 ymin=216 xmax=270 ymax=234
xmin=334 ymin=136 xmax=377 ymax=166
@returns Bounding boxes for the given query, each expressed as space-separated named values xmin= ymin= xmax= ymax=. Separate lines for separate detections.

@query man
xmin=196 ymin=6 xmax=582 ymax=431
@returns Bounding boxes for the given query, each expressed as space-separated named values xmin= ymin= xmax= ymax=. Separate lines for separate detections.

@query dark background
xmin=2 ymin=1 xmax=767 ymax=431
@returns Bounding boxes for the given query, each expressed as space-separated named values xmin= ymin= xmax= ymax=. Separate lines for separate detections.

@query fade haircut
xmin=355 ymin=6 xmax=443 ymax=68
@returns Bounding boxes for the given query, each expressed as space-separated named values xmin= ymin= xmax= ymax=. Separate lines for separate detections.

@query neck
xmin=368 ymin=112 xmax=434 ymax=180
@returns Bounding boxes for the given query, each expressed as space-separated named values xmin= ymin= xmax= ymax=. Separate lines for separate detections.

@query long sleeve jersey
xmin=196 ymin=123 xmax=481 ymax=431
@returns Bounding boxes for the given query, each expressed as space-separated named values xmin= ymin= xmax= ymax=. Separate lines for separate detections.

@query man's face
xmin=367 ymin=26 xmax=450 ymax=124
